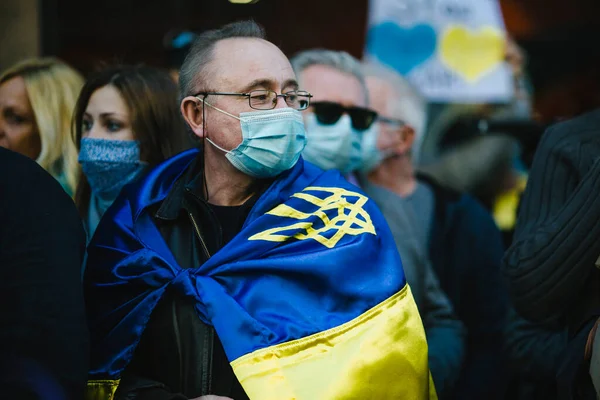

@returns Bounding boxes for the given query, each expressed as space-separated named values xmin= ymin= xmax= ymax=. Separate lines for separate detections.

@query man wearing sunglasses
xmin=290 ymin=50 xmax=379 ymax=176
xmin=292 ymin=49 xmax=468 ymax=396
xmin=361 ymin=63 xmax=510 ymax=400
xmin=83 ymin=21 xmax=434 ymax=400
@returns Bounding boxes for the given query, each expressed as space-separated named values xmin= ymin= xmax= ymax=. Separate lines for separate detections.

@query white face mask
xmin=302 ymin=113 xmax=362 ymax=174
xmin=359 ymin=123 xmax=385 ymax=173
xmin=200 ymin=99 xmax=307 ymax=178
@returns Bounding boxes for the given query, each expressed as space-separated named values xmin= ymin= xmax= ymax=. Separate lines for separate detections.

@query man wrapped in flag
xmin=84 ymin=20 xmax=436 ymax=400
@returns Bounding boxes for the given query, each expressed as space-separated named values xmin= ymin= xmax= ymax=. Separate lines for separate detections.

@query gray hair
xmin=178 ymin=20 xmax=266 ymax=100
xmin=363 ymin=62 xmax=428 ymax=157
xmin=290 ymin=49 xmax=369 ymax=105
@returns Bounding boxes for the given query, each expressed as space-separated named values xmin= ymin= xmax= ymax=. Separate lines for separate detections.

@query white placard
xmin=364 ymin=0 xmax=513 ymax=102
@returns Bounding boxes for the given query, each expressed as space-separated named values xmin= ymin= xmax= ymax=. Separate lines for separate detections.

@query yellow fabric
xmin=85 ymin=379 xmax=120 ymax=400
xmin=232 ymin=284 xmax=436 ymax=400
xmin=249 ymin=186 xmax=376 ymax=249
xmin=493 ymin=175 xmax=528 ymax=231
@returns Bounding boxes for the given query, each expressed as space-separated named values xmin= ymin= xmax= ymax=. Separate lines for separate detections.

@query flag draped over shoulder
xmin=84 ymin=149 xmax=436 ymax=400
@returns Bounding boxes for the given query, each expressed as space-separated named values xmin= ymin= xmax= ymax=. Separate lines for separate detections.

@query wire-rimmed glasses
xmin=195 ymin=90 xmax=313 ymax=111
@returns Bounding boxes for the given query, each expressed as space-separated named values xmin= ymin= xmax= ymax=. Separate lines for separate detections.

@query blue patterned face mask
xmin=79 ymin=138 xmax=147 ymax=198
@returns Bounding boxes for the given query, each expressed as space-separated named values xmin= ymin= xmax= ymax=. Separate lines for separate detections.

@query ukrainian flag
xmin=84 ymin=149 xmax=435 ymax=399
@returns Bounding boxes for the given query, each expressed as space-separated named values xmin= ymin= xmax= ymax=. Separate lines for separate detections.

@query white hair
xmin=290 ymin=49 xmax=369 ymax=105
xmin=363 ymin=62 xmax=428 ymax=160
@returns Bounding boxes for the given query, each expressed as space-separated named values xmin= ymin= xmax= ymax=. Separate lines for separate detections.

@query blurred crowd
xmin=0 ymin=18 xmax=599 ymax=400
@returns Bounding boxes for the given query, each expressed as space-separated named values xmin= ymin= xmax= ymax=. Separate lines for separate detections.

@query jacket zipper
xmin=187 ymin=210 xmax=213 ymax=394
xmin=172 ymin=301 xmax=184 ymax=390
xmin=188 ymin=211 xmax=211 ymax=258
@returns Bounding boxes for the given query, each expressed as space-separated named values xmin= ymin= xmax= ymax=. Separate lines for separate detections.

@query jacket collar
xmin=126 ymin=148 xmax=199 ymax=222
xmin=154 ymin=149 xmax=276 ymax=221
xmin=154 ymin=153 xmax=203 ymax=220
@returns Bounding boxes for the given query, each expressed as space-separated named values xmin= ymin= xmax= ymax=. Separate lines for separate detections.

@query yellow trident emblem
xmin=249 ymin=186 xmax=376 ymax=249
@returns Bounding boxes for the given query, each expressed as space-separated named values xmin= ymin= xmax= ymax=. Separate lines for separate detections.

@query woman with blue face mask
xmin=72 ymin=65 xmax=189 ymax=238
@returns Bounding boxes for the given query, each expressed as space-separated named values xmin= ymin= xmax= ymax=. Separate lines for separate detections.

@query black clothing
xmin=503 ymin=109 xmax=600 ymax=399
xmin=117 ymin=155 xmax=268 ymax=400
xmin=504 ymin=109 xmax=600 ymax=328
xmin=0 ymin=148 xmax=89 ymax=399
xmin=417 ymin=174 xmax=510 ymax=400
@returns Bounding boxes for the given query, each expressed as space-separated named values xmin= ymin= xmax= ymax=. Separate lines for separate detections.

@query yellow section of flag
xmin=249 ymin=186 xmax=376 ymax=249
xmin=85 ymin=379 xmax=120 ymax=400
xmin=232 ymin=284 xmax=436 ymax=400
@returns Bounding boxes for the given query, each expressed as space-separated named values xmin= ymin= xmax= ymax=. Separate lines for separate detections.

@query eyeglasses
xmin=194 ymin=90 xmax=313 ymax=111
xmin=310 ymin=101 xmax=378 ymax=131
xmin=378 ymin=116 xmax=406 ymax=129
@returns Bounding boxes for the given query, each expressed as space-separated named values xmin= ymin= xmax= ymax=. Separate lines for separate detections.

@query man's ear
xmin=181 ymin=96 xmax=205 ymax=139
xmin=398 ymin=125 xmax=415 ymax=154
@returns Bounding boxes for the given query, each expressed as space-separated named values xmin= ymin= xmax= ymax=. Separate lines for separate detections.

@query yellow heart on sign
xmin=440 ymin=25 xmax=505 ymax=83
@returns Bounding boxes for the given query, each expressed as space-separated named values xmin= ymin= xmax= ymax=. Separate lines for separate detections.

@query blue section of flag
xmin=85 ymin=149 xmax=406 ymax=378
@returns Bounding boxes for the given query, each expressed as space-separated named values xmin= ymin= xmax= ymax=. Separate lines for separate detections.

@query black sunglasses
xmin=310 ymin=101 xmax=378 ymax=131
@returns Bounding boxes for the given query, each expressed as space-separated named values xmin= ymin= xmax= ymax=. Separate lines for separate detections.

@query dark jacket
xmin=115 ymin=156 xmax=261 ymax=400
xmin=503 ymin=109 xmax=600 ymax=399
xmin=418 ymin=174 xmax=510 ymax=400
xmin=0 ymin=148 xmax=89 ymax=400
xmin=503 ymin=109 xmax=600 ymax=329
xmin=504 ymin=309 xmax=567 ymax=400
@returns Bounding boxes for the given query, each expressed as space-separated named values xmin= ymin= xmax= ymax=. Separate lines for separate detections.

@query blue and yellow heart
xmin=366 ymin=22 xmax=505 ymax=83
xmin=366 ymin=22 xmax=437 ymax=76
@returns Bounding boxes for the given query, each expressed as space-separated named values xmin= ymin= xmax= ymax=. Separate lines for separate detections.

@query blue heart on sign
xmin=366 ymin=22 xmax=437 ymax=76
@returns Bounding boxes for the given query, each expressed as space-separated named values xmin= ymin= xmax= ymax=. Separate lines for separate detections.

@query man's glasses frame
xmin=378 ymin=116 xmax=406 ymax=129
xmin=194 ymin=89 xmax=313 ymax=111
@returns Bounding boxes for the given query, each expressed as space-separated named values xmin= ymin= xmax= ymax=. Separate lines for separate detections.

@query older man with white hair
xmin=291 ymin=49 xmax=466 ymax=397
xmin=360 ymin=62 xmax=510 ymax=399
xmin=291 ymin=50 xmax=373 ymax=176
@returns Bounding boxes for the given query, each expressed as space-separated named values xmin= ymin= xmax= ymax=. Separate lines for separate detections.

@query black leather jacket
xmin=115 ymin=156 xmax=257 ymax=400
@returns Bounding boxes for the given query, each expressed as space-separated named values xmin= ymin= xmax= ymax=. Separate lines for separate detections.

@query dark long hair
xmin=73 ymin=65 xmax=189 ymax=214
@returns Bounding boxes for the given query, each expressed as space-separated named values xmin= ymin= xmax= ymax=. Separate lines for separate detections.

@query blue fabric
xmin=85 ymin=149 xmax=406 ymax=379
xmin=86 ymin=192 xmax=116 ymax=239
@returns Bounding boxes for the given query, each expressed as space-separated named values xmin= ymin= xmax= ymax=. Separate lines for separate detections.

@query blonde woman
xmin=0 ymin=58 xmax=84 ymax=195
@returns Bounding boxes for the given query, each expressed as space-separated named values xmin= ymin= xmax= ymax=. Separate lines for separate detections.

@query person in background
xmin=291 ymin=50 xmax=370 ymax=178
xmin=291 ymin=50 xmax=465 ymax=397
xmin=84 ymin=21 xmax=433 ymax=400
xmin=503 ymin=109 xmax=600 ymax=400
xmin=0 ymin=147 xmax=88 ymax=399
xmin=402 ymin=36 xmax=564 ymax=398
xmin=419 ymin=104 xmax=522 ymax=216
xmin=72 ymin=65 xmax=189 ymax=238
xmin=0 ymin=58 xmax=84 ymax=196
xmin=362 ymin=62 xmax=509 ymax=400
xmin=163 ymin=30 xmax=198 ymax=82
xmin=417 ymin=37 xmax=534 ymax=247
